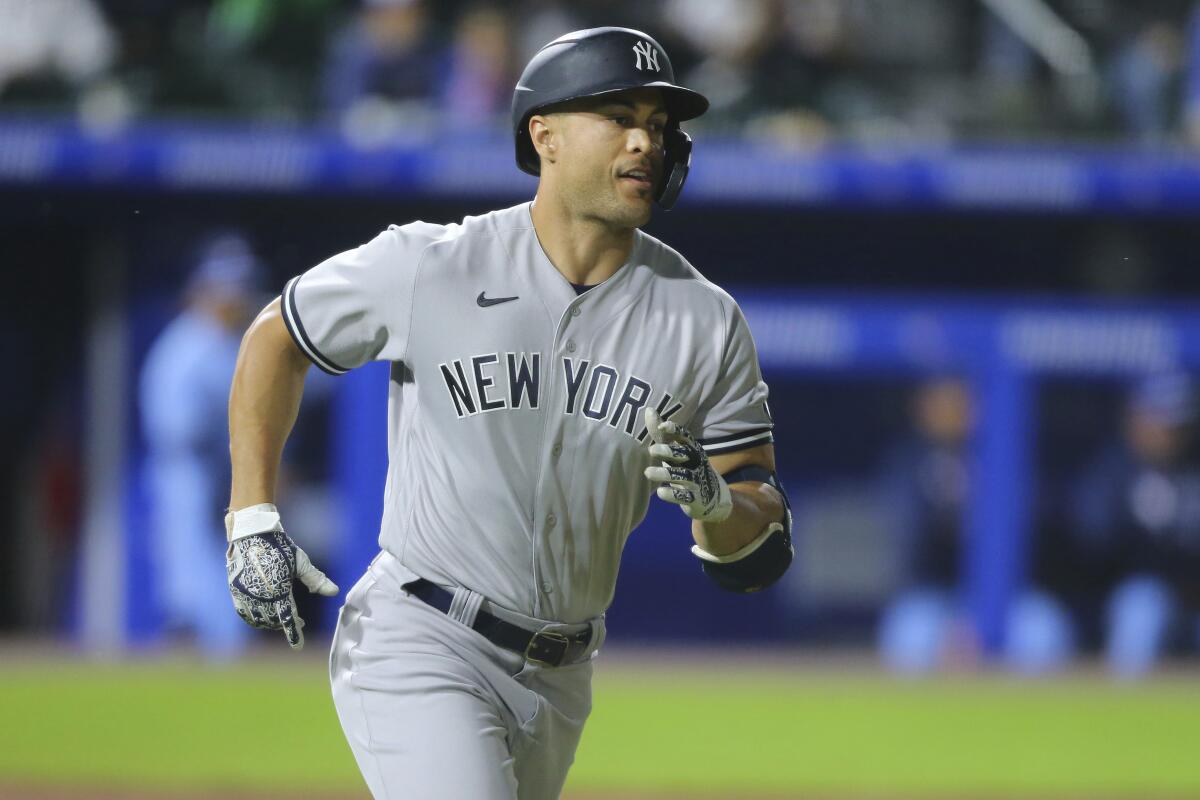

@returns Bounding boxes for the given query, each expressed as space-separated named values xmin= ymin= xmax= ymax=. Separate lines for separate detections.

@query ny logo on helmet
xmin=632 ymin=40 xmax=660 ymax=72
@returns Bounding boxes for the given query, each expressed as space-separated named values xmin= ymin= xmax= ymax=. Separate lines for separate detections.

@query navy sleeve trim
xmin=281 ymin=276 xmax=351 ymax=376
xmin=700 ymin=427 xmax=773 ymax=455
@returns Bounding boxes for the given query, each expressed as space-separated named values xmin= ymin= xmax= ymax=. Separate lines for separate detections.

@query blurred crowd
xmin=7 ymin=0 xmax=1200 ymax=147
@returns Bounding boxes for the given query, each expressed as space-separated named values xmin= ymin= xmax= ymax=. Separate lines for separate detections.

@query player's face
xmin=549 ymin=89 xmax=669 ymax=229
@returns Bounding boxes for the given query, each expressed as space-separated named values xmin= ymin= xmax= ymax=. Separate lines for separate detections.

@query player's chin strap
xmin=655 ymin=128 xmax=692 ymax=210
xmin=691 ymin=463 xmax=794 ymax=593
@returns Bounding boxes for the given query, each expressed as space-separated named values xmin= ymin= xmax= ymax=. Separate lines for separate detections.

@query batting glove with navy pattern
xmin=643 ymin=407 xmax=733 ymax=523
xmin=225 ymin=503 xmax=338 ymax=650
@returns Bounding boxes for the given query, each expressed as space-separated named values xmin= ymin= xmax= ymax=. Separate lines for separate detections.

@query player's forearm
xmin=228 ymin=298 xmax=311 ymax=510
xmin=691 ymin=482 xmax=783 ymax=556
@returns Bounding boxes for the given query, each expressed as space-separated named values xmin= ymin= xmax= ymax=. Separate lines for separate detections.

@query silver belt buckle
xmin=524 ymin=630 xmax=570 ymax=667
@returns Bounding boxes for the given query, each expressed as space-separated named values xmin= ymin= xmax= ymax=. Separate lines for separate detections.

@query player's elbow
xmin=698 ymin=525 xmax=794 ymax=593
xmin=700 ymin=468 xmax=794 ymax=593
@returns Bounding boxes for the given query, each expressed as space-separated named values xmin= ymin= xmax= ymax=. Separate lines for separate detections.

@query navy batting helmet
xmin=511 ymin=27 xmax=709 ymax=210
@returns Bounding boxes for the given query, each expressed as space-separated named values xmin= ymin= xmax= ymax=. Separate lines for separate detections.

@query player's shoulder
xmin=377 ymin=203 xmax=531 ymax=255
xmin=635 ymin=229 xmax=740 ymax=310
xmin=374 ymin=217 xmax=461 ymax=253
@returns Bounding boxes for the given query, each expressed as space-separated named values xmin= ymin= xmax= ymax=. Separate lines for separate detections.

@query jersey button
xmin=546 ymin=513 xmax=557 ymax=528
xmin=551 ymin=442 xmax=563 ymax=457
xmin=542 ymin=581 xmax=554 ymax=594
xmin=571 ymin=307 xmax=581 ymax=317
xmin=565 ymin=340 xmax=577 ymax=353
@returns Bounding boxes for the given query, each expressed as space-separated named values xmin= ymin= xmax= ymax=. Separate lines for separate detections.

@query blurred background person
xmin=185 ymin=0 xmax=340 ymax=120
xmin=657 ymin=0 xmax=775 ymax=127
xmin=436 ymin=3 xmax=514 ymax=127
xmin=510 ymin=0 xmax=587 ymax=65
xmin=321 ymin=0 xmax=440 ymax=143
xmin=1067 ymin=372 xmax=1200 ymax=678
xmin=139 ymin=233 xmax=264 ymax=660
xmin=1107 ymin=6 xmax=1188 ymax=148
xmin=0 ymin=0 xmax=118 ymax=116
xmin=1183 ymin=3 xmax=1200 ymax=147
xmin=877 ymin=376 xmax=978 ymax=674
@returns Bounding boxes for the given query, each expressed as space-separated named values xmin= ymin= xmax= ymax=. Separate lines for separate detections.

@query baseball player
xmin=224 ymin=27 xmax=793 ymax=799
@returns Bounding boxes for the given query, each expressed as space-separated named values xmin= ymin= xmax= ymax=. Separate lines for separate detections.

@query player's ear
xmin=529 ymin=115 xmax=557 ymax=165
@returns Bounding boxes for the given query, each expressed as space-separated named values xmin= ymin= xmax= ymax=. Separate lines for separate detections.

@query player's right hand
xmin=224 ymin=503 xmax=339 ymax=650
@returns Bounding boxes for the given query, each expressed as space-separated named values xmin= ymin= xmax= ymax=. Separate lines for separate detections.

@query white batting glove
xmin=225 ymin=503 xmax=339 ymax=650
xmin=643 ymin=408 xmax=732 ymax=522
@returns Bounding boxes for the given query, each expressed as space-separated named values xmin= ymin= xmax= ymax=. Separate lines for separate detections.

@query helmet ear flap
xmin=656 ymin=127 xmax=692 ymax=210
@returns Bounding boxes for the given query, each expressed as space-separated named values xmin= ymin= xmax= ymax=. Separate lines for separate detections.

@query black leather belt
xmin=404 ymin=578 xmax=593 ymax=667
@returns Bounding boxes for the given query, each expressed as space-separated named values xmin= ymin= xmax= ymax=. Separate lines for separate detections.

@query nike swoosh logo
xmin=477 ymin=291 xmax=519 ymax=307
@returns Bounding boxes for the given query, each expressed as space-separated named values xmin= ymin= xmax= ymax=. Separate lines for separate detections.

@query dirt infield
xmin=0 ymin=788 xmax=778 ymax=800
xmin=0 ymin=786 xmax=1022 ymax=800
xmin=0 ymin=788 xmax=981 ymax=800
xmin=1 ymin=783 xmax=790 ymax=799
xmin=4 ymin=786 xmax=1196 ymax=800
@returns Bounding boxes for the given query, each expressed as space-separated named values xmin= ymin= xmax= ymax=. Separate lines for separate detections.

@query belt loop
xmin=448 ymin=587 xmax=484 ymax=628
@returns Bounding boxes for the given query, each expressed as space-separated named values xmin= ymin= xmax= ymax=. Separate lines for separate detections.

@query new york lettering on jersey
xmin=438 ymin=352 xmax=684 ymax=439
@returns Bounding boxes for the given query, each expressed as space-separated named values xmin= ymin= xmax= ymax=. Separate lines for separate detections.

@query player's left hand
xmin=643 ymin=407 xmax=732 ymax=522
xmin=225 ymin=504 xmax=338 ymax=650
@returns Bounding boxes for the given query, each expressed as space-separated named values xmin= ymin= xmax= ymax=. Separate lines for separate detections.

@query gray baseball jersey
xmin=282 ymin=201 xmax=772 ymax=623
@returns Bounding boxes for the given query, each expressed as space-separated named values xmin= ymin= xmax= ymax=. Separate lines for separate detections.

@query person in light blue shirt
xmin=140 ymin=234 xmax=264 ymax=658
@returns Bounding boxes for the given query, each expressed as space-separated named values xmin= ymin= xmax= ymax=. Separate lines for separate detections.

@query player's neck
xmin=530 ymin=194 xmax=636 ymax=286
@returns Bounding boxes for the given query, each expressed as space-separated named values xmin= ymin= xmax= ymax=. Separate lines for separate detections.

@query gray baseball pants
xmin=329 ymin=551 xmax=604 ymax=799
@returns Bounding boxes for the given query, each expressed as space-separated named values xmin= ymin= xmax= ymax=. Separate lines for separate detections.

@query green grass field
xmin=1 ymin=651 xmax=1198 ymax=798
